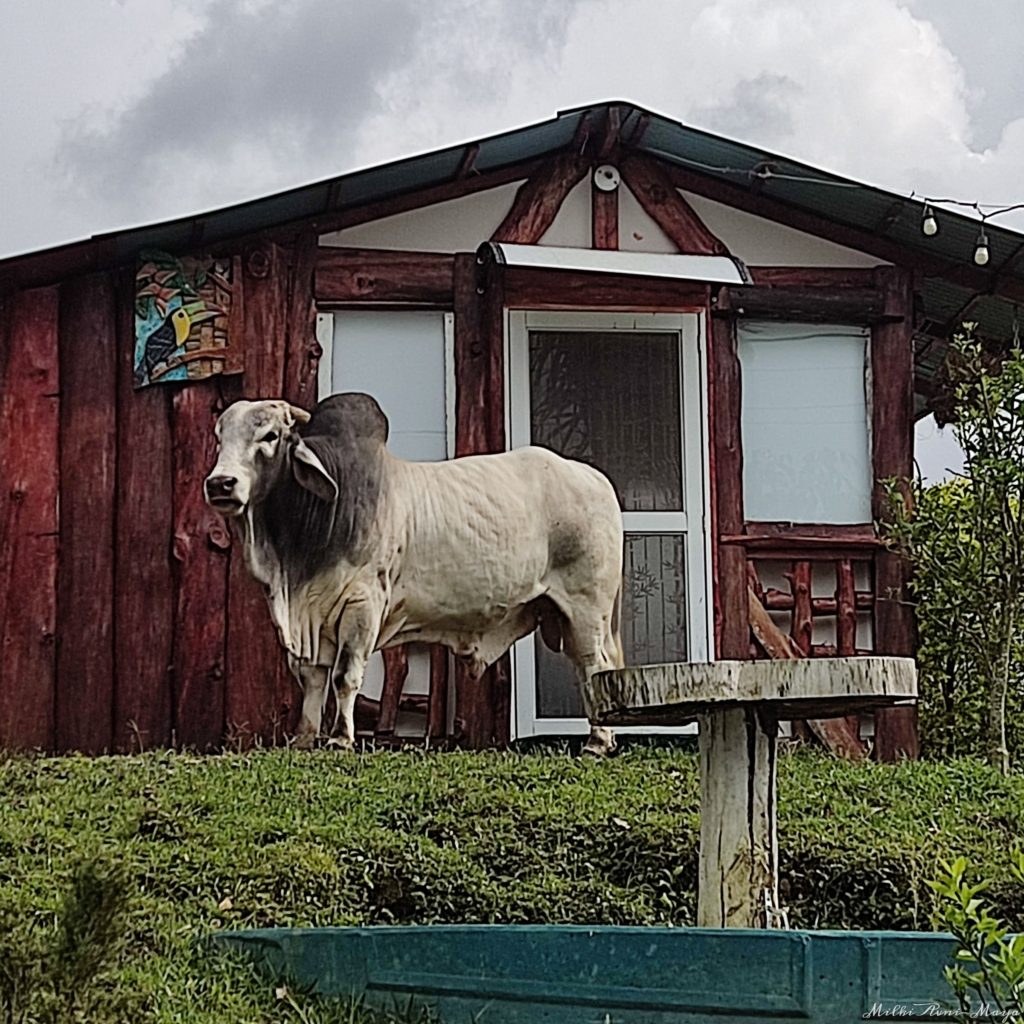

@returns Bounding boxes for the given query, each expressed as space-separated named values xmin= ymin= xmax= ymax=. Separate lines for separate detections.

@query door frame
xmin=505 ymin=309 xmax=714 ymax=740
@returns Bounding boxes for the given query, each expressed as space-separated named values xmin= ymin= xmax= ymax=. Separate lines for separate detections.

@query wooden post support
xmin=698 ymin=707 xmax=778 ymax=928
xmin=588 ymin=657 xmax=916 ymax=928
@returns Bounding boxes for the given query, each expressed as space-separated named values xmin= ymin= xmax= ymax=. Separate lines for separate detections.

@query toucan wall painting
xmin=133 ymin=251 xmax=240 ymax=388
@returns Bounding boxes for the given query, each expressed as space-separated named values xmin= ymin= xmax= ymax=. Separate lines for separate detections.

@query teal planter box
xmin=215 ymin=925 xmax=965 ymax=1022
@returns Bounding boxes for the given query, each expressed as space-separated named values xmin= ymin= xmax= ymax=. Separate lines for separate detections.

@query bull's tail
xmin=608 ymin=580 xmax=625 ymax=669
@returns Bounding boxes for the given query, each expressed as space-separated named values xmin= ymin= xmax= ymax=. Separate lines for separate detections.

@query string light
xmin=974 ymin=224 xmax=991 ymax=267
xmin=646 ymin=149 xmax=1022 ymax=265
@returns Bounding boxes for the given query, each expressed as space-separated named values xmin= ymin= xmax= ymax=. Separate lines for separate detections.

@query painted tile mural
xmin=134 ymin=251 xmax=240 ymax=388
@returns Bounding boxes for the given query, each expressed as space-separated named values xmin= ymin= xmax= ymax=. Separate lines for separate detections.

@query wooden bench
xmin=588 ymin=657 xmax=917 ymax=928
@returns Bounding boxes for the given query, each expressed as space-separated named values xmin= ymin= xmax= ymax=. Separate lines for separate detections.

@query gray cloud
xmin=55 ymin=0 xmax=578 ymax=219
xmin=57 ymin=0 xmax=426 ymax=212
xmin=690 ymin=72 xmax=801 ymax=144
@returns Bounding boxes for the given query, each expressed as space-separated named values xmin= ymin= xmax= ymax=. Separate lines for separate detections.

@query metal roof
xmin=4 ymin=101 xmax=1021 ymax=413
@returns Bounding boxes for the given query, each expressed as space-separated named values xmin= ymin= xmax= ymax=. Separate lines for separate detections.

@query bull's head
xmin=204 ymin=399 xmax=338 ymax=516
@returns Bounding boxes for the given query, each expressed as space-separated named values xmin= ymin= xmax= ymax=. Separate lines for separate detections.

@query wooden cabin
xmin=3 ymin=102 xmax=1020 ymax=758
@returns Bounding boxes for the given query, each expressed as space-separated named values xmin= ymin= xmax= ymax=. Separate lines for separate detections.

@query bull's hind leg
xmin=564 ymin=613 xmax=621 ymax=758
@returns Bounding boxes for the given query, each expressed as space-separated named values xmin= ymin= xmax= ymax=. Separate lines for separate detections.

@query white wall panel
xmin=681 ymin=192 xmax=885 ymax=267
xmin=618 ymin=183 xmax=678 ymax=253
xmin=320 ymin=181 xmax=522 ymax=253
xmin=739 ymin=322 xmax=872 ymax=523
xmin=330 ymin=311 xmax=448 ymax=462
xmin=538 ymin=178 xmax=591 ymax=248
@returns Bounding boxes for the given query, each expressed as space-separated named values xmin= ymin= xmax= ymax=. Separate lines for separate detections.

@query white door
xmin=507 ymin=310 xmax=712 ymax=739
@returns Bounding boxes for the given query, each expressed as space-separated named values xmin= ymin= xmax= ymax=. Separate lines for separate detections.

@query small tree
xmin=886 ymin=327 xmax=1024 ymax=774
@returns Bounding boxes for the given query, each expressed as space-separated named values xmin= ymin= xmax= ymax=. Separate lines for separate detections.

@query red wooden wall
xmin=0 ymin=237 xmax=319 ymax=752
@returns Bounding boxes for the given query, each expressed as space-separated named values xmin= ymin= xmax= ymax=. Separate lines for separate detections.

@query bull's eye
xmin=260 ymin=431 xmax=279 ymax=444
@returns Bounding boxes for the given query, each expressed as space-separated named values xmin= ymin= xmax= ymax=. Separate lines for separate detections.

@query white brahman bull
xmin=204 ymin=393 xmax=624 ymax=754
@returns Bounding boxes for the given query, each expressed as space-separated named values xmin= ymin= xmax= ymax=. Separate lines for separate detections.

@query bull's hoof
xmin=325 ymin=736 xmax=355 ymax=752
xmin=581 ymin=727 xmax=617 ymax=758
xmin=292 ymin=732 xmax=317 ymax=751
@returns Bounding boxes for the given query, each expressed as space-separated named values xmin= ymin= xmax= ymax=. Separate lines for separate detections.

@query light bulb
xmin=921 ymin=205 xmax=938 ymax=236
xmin=974 ymin=227 xmax=990 ymax=266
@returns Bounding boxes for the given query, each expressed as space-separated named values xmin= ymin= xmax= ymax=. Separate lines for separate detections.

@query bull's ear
xmin=291 ymin=439 xmax=338 ymax=503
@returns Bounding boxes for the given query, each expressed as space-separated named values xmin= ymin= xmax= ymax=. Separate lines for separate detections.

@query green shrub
xmin=929 ymin=852 xmax=1024 ymax=1019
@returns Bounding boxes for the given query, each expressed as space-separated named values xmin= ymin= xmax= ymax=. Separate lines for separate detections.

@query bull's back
xmin=387 ymin=447 xmax=620 ymax=623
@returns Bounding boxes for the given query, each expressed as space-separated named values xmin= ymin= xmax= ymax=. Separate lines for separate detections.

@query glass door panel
xmin=508 ymin=311 xmax=709 ymax=737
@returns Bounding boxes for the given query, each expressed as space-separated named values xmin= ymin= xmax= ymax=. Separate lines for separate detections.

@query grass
xmin=0 ymin=745 xmax=1023 ymax=1021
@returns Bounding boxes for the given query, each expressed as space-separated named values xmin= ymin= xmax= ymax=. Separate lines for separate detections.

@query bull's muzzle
xmin=204 ymin=474 xmax=244 ymax=515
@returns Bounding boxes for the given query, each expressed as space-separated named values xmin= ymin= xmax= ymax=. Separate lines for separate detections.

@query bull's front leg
xmin=294 ymin=663 xmax=330 ymax=750
xmin=330 ymin=596 xmax=382 ymax=751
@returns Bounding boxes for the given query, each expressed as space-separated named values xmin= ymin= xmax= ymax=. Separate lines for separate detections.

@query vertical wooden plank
xmin=835 ymin=560 xmax=857 ymax=656
xmin=789 ymin=561 xmax=813 ymax=655
xmin=113 ymin=268 xmax=174 ymax=751
xmin=282 ymin=228 xmax=321 ymax=408
xmin=710 ymin=312 xmax=748 ymax=658
xmin=377 ymin=647 xmax=408 ymax=735
xmin=0 ymin=287 xmax=60 ymax=750
xmin=592 ymin=185 xmax=618 ymax=250
xmin=428 ymin=645 xmax=449 ymax=740
xmin=55 ymin=273 xmax=117 ymax=752
xmin=171 ymin=381 xmax=230 ymax=750
xmin=871 ymin=266 xmax=918 ymax=761
xmin=224 ymin=242 xmax=297 ymax=746
xmin=834 ymin=557 xmax=862 ymax=743
xmin=453 ymin=252 xmax=511 ymax=747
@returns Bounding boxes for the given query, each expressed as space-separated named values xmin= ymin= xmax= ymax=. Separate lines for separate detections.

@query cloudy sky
xmin=5 ymin=0 xmax=1022 ymax=478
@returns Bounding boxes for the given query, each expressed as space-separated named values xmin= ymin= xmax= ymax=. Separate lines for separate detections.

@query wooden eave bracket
xmin=618 ymin=153 xmax=730 ymax=256
xmin=491 ymin=150 xmax=591 ymax=245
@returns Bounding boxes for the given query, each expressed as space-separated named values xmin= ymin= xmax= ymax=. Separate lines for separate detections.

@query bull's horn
xmin=287 ymin=403 xmax=312 ymax=424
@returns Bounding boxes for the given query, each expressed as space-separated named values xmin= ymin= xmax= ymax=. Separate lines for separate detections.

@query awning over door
xmin=479 ymin=242 xmax=752 ymax=285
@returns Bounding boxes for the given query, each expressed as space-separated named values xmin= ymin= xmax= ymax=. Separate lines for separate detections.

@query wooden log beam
xmin=283 ymin=229 xmax=321 ymax=408
xmin=619 ymin=154 xmax=730 ymax=256
xmin=428 ymin=645 xmax=449 ymax=739
xmin=598 ymin=106 xmax=622 ymax=160
xmin=872 ymin=266 xmax=919 ymax=761
xmin=492 ymin=151 xmax=590 ymax=244
xmin=592 ymin=185 xmax=619 ymax=250
xmin=503 ymin=266 xmax=707 ymax=312
xmin=762 ymin=589 xmax=873 ymax=614
xmin=0 ymin=286 xmax=60 ymax=751
xmin=711 ymin=315 xmax=748 ymax=659
xmin=315 ymin=247 xmax=455 ymax=306
xmin=56 ymin=273 xmax=117 ymax=753
xmin=788 ymin=562 xmax=813 ymax=655
xmin=452 ymin=253 xmax=511 ymax=747
xmin=378 ymin=647 xmax=409 ymax=735
xmin=718 ymin=285 xmax=888 ymax=323
xmin=748 ymin=266 xmax=879 ymax=288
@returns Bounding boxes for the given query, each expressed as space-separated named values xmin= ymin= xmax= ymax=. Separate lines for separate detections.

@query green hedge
xmin=1 ymin=747 xmax=1023 ymax=1022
